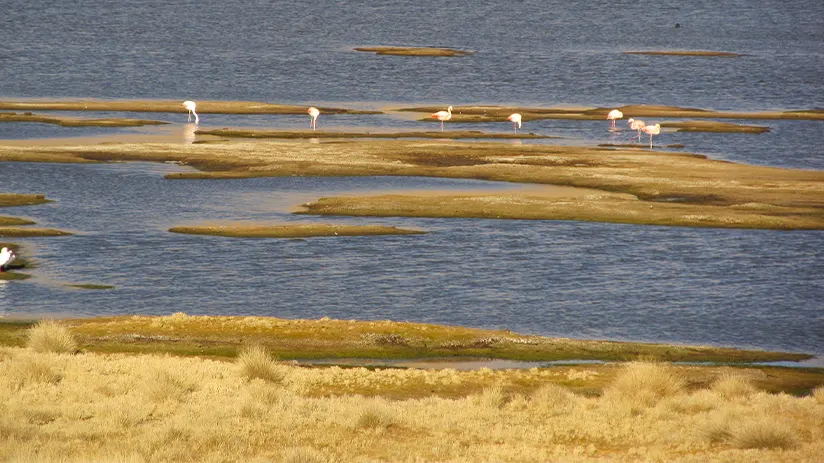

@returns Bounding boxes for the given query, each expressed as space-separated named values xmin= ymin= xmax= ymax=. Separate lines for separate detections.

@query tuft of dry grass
xmin=27 ymin=320 xmax=77 ymax=354
xmin=473 ymin=384 xmax=507 ymax=409
xmin=281 ymin=447 xmax=331 ymax=463
xmin=354 ymin=405 xmax=397 ymax=430
xmin=237 ymin=345 xmax=286 ymax=383
xmin=142 ymin=369 xmax=196 ymax=403
xmin=3 ymin=354 xmax=62 ymax=389
xmin=730 ymin=420 xmax=798 ymax=450
xmin=712 ymin=372 xmax=758 ymax=398
xmin=812 ymin=386 xmax=824 ymax=404
xmin=604 ymin=362 xmax=685 ymax=406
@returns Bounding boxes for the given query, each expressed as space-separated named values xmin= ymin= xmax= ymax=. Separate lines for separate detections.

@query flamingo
xmin=607 ymin=109 xmax=623 ymax=128
xmin=641 ymin=123 xmax=661 ymax=148
xmin=0 ymin=247 xmax=16 ymax=272
xmin=431 ymin=106 xmax=453 ymax=131
xmin=308 ymin=107 xmax=320 ymax=131
xmin=507 ymin=113 xmax=522 ymax=133
xmin=627 ymin=118 xmax=646 ymax=141
xmin=183 ymin=100 xmax=199 ymax=124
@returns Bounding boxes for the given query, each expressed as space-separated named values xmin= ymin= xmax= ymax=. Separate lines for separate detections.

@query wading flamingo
xmin=431 ymin=106 xmax=453 ymax=131
xmin=0 ymin=247 xmax=16 ymax=272
xmin=607 ymin=109 xmax=623 ymax=128
xmin=183 ymin=100 xmax=199 ymax=124
xmin=308 ymin=107 xmax=320 ymax=131
xmin=507 ymin=113 xmax=522 ymax=133
xmin=627 ymin=118 xmax=646 ymax=141
xmin=641 ymin=123 xmax=661 ymax=148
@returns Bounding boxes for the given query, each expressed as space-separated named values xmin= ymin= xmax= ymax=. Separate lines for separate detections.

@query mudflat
xmin=169 ymin=223 xmax=425 ymax=238
xmin=0 ymin=99 xmax=381 ymax=115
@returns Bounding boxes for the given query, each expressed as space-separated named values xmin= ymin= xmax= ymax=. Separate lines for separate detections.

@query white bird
xmin=183 ymin=100 xmax=199 ymax=124
xmin=627 ymin=118 xmax=646 ymax=141
xmin=308 ymin=107 xmax=320 ymax=131
xmin=607 ymin=109 xmax=623 ymax=128
xmin=0 ymin=247 xmax=16 ymax=272
xmin=641 ymin=123 xmax=661 ymax=148
xmin=431 ymin=105 xmax=453 ymax=131
xmin=507 ymin=113 xmax=522 ymax=133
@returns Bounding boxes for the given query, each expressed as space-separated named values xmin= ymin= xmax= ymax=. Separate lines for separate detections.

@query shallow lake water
xmin=0 ymin=0 xmax=822 ymax=356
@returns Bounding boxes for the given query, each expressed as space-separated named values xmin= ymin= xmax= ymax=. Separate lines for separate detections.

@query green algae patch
xmin=625 ymin=50 xmax=745 ymax=57
xmin=0 ymin=100 xmax=381 ymax=115
xmin=0 ymin=227 xmax=72 ymax=237
xmin=169 ymin=223 xmax=426 ymax=238
xmin=354 ymin=46 xmax=473 ymax=57
xmin=398 ymin=104 xmax=824 ymax=121
xmin=67 ymin=284 xmax=115 ymax=290
xmin=0 ymin=112 xmax=168 ymax=127
xmin=0 ymin=193 xmax=51 ymax=207
xmin=195 ymin=128 xmax=553 ymax=140
xmin=0 ymin=314 xmax=811 ymax=364
xmin=0 ymin=217 xmax=35 ymax=226
xmin=660 ymin=120 xmax=770 ymax=134
xmin=0 ymin=271 xmax=31 ymax=280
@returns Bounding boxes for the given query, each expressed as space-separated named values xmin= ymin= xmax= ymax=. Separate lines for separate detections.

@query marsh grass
xmin=813 ymin=386 xmax=824 ymax=404
xmin=237 ymin=344 xmax=286 ymax=383
xmin=603 ymin=361 xmax=685 ymax=406
xmin=354 ymin=405 xmax=397 ymax=429
xmin=3 ymin=354 xmax=62 ymax=389
xmin=730 ymin=419 xmax=798 ymax=449
xmin=142 ymin=369 xmax=196 ymax=403
xmin=27 ymin=320 xmax=77 ymax=354
xmin=712 ymin=372 xmax=758 ymax=398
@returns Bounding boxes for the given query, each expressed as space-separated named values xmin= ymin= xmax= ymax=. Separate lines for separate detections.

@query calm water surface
xmin=0 ymin=1 xmax=822 ymax=355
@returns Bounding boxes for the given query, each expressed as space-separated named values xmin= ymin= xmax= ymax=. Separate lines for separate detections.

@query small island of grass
xmin=0 ymin=217 xmax=35 ymax=226
xmin=168 ymin=223 xmax=426 ymax=238
xmin=194 ymin=128 xmax=552 ymax=140
xmin=0 ymin=193 xmax=51 ymax=208
xmin=0 ymin=112 xmax=169 ymax=127
xmin=354 ymin=46 xmax=473 ymax=57
xmin=625 ymin=50 xmax=745 ymax=57
xmin=660 ymin=120 xmax=770 ymax=134
xmin=0 ymin=227 xmax=72 ymax=237
xmin=67 ymin=284 xmax=115 ymax=290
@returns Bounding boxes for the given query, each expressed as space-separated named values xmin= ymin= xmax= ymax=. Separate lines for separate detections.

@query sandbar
xmin=195 ymin=128 xmax=553 ymax=140
xmin=0 ymin=99 xmax=382 ymax=115
xmin=625 ymin=50 xmax=745 ymax=57
xmin=0 ymin=112 xmax=168 ymax=127
xmin=660 ymin=120 xmax=770 ymax=134
xmin=354 ymin=46 xmax=473 ymax=57
xmin=169 ymin=223 xmax=425 ymax=238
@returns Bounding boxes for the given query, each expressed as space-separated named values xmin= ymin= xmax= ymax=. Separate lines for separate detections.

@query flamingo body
xmin=431 ymin=106 xmax=453 ymax=131
xmin=308 ymin=107 xmax=320 ymax=131
xmin=607 ymin=109 xmax=623 ymax=127
xmin=627 ymin=118 xmax=646 ymax=141
xmin=0 ymin=247 xmax=15 ymax=271
xmin=507 ymin=113 xmax=522 ymax=132
xmin=183 ymin=100 xmax=199 ymax=124
xmin=641 ymin=123 xmax=661 ymax=148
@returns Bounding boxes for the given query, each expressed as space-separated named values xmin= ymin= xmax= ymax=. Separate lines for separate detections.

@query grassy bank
xmin=0 ymin=112 xmax=169 ymax=127
xmin=0 ymin=320 xmax=822 ymax=462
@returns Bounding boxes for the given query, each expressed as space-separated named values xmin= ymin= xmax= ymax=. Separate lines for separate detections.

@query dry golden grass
xmin=0 ymin=349 xmax=822 ymax=462
xmin=603 ymin=361 xmax=686 ymax=407
xmin=813 ymin=386 xmax=824 ymax=404
xmin=712 ymin=372 xmax=758 ymax=398
xmin=237 ymin=344 xmax=286 ymax=383
xmin=26 ymin=320 xmax=77 ymax=354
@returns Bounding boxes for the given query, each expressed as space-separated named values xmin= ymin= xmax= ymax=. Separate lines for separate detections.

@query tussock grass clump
xmin=282 ymin=446 xmax=331 ymax=463
xmin=473 ymin=385 xmax=507 ymax=409
xmin=700 ymin=413 xmax=734 ymax=443
xmin=531 ymin=383 xmax=577 ymax=414
xmin=812 ymin=386 xmax=824 ymax=404
xmin=730 ymin=420 xmax=797 ymax=450
xmin=604 ymin=362 xmax=685 ymax=406
xmin=712 ymin=372 xmax=757 ymax=398
xmin=142 ymin=369 xmax=196 ymax=403
xmin=3 ymin=355 xmax=62 ymax=388
xmin=237 ymin=345 xmax=286 ymax=383
xmin=355 ymin=406 xmax=396 ymax=430
xmin=27 ymin=320 xmax=77 ymax=354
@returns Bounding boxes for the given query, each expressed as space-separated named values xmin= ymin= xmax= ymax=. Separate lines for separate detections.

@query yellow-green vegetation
xmin=398 ymin=104 xmax=824 ymax=121
xmin=0 ymin=347 xmax=822 ymax=462
xmin=0 ymin=227 xmax=71 ymax=237
xmin=599 ymin=142 xmax=686 ymax=148
xmin=26 ymin=320 xmax=78 ymax=354
xmin=66 ymin=284 xmax=115 ymax=290
xmin=0 ymin=193 xmax=51 ymax=207
xmin=195 ymin=128 xmax=552 ymax=139
xmin=0 ymin=314 xmax=810 ymax=363
xmin=660 ymin=120 xmax=770 ymax=134
xmin=354 ymin=46 xmax=474 ymax=57
xmin=169 ymin=223 xmax=426 ymax=238
xmin=0 ymin=216 xmax=35 ymax=226
xmin=0 ymin=99 xmax=381 ymax=115
xmin=0 ymin=112 xmax=169 ymax=127
xmin=0 ymin=242 xmax=34 ymax=280
xmin=1 ymin=140 xmax=822 ymax=229
xmin=625 ymin=50 xmax=745 ymax=57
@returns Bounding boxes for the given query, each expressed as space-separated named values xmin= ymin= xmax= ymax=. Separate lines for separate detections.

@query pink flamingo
xmin=607 ymin=109 xmax=623 ymax=128
xmin=507 ymin=113 xmax=522 ymax=133
xmin=183 ymin=100 xmax=199 ymax=124
xmin=641 ymin=123 xmax=661 ymax=148
xmin=431 ymin=106 xmax=453 ymax=131
xmin=627 ymin=118 xmax=646 ymax=141
xmin=308 ymin=107 xmax=320 ymax=131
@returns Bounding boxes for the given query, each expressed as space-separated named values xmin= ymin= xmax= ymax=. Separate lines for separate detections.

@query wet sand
xmin=195 ymin=128 xmax=554 ymax=140
xmin=0 ymin=99 xmax=382 ymax=115
xmin=0 ymin=112 xmax=168 ymax=127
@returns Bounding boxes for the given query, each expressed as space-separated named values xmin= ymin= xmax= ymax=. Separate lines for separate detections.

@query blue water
xmin=0 ymin=1 xmax=822 ymax=355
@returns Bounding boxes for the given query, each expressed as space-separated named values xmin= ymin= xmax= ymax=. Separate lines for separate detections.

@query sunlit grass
xmin=26 ymin=320 xmax=77 ymax=354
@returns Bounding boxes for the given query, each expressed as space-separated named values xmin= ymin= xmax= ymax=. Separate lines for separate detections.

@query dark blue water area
xmin=1 ymin=161 xmax=822 ymax=356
